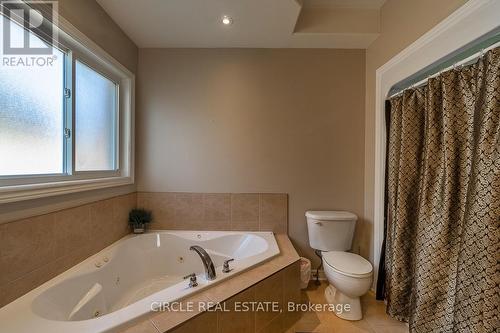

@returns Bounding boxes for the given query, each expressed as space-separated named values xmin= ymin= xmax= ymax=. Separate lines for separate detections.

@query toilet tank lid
xmin=305 ymin=211 xmax=357 ymax=221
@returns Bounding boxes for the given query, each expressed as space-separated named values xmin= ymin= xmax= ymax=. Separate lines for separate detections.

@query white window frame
xmin=0 ymin=5 xmax=135 ymax=203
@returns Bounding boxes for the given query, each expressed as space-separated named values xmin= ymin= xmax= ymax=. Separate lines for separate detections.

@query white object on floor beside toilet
xmin=306 ymin=211 xmax=373 ymax=321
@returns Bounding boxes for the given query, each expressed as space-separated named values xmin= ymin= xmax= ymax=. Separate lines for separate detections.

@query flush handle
xmin=223 ymin=258 xmax=234 ymax=273
xmin=183 ymin=273 xmax=198 ymax=288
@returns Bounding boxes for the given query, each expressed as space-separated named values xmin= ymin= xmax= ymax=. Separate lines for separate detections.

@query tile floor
xmin=285 ymin=281 xmax=408 ymax=333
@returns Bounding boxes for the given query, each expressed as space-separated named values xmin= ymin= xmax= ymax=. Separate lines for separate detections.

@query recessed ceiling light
xmin=221 ymin=15 xmax=233 ymax=25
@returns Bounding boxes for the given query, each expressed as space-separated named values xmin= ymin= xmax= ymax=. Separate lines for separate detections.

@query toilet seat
xmin=322 ymin=251 xmax=372 ymax=278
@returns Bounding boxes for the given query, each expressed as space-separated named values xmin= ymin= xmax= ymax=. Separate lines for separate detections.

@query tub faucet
xmin=189 ymin=245 xmax=216 ymax=280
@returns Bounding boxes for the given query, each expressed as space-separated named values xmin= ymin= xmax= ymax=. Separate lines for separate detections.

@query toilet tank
xmin=306 ymin=211 xmax=357 ymax=252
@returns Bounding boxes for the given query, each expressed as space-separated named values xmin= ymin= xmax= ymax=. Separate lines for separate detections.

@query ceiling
xmin=302 ymin=0 xmax=386 ymax=9
xmin=96 ymin=0 xmax=386 ymax=49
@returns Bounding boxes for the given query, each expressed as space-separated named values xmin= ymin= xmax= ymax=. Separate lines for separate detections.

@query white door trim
xmin=373 ymin=0 xmax=500 ymax=286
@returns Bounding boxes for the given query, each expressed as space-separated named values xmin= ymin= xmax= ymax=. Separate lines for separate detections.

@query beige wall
xmin=1 ymin=0 xmax=471 ymax=284
xmin=363 ymin=0 xmax=469 ymax=261
xmin=136 ymin=49 xmax=366 ymax=265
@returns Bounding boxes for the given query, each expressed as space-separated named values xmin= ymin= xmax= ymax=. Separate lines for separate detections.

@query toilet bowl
xmin=305 ymin=210 xmax=373 ymax=321
xmin=322 ymin=251 xmax=373 ymax=320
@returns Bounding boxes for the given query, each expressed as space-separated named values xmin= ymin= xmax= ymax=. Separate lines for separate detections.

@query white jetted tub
xmin=0 ymin=231 xmax=280 ymax=333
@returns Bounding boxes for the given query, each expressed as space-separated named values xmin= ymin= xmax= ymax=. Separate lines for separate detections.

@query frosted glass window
xmin=0 ymin=15 xmax=65 ymax=176
xmin=75 ymin=61 xmax=117 ymax=171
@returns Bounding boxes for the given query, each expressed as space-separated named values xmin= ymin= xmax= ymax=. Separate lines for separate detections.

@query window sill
xmin=0 ymin=176 xmax=134 ymax=204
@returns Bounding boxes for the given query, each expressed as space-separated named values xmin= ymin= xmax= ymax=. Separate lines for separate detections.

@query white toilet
xmin=306 ymin=211 xmax=373 ymax=321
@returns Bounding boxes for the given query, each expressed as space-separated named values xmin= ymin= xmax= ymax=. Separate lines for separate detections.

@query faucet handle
xmin=223 ymin=258 xmax=234 ymax=273
xmin=183 ymin=273 xmax=198 ymax=287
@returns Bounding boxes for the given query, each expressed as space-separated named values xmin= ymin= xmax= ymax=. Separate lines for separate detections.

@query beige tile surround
xmin=137 ymin=192 xmax=288 ymax=234
xmin=0 ymin=193 xmax=136 ymax=307
xmin=0 ymin=192 xmax=288 ymax=309
xmin=168 ymin=263 xmax=301 ymax=333
xmin=120 ymin=234 xmax=301 ymax=333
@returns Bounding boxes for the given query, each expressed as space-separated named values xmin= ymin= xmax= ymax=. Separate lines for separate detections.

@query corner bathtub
xmin=0 ymin=231 xmax=280 ymax=333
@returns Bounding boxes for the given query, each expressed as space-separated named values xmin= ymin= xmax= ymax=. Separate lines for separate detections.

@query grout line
xmin=258 ymin=193 xmax=262 ymax=231
xmin=229 ymin=193 xmax=234 ymax=230
xmin=201 ymin=193 xmax=207 ymax=226
xmin=149 ymin=319 xmax=161 ymax=333
xmin=285 ymin=194 xmax=289 ymax=234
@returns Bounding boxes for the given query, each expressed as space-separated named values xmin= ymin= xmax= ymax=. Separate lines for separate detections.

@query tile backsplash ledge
xmin=137 ymin=192 xmax=288 ymax=234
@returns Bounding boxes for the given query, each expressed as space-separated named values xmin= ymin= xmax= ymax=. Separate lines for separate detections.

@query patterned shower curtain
xmin=385 ymin=47 xmax=499 ymax=332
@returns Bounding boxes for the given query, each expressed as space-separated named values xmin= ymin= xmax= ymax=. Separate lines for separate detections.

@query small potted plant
xmin=128 ymin=209 xmax=152 ymax=234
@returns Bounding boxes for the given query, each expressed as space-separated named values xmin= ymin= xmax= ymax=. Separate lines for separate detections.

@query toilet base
xmin=324 ymin=285 xmax=362 ymax=321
